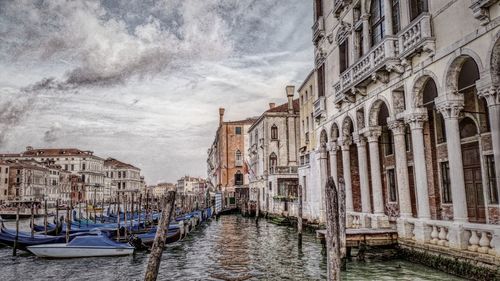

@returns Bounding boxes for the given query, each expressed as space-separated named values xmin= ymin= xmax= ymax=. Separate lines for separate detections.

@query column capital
xmin=387 ymin=119 xmax=406 ymax=135
xmin=405 ymin=108 xmax=428 ymax=130
xmin=353 ymin=134 xmax=367 ymax=147
xmin=340 ymin=137 xmax=352 ymax=150
xmin=329 ymin=140 xmax=340 ymax=152
xmin=477 ymin=84 xmax=500 ymax=107
xmin=364 ymin=126 xmax=382 ymax=142
xmin=435 ymin=94 xmax=464 ymax=119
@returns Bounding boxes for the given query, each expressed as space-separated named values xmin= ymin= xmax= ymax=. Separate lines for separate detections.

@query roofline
xmin=297 ymin=69 xmax=315 ymax=92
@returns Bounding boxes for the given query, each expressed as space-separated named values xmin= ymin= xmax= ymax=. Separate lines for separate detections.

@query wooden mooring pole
xmin=12 ymin=204 xmax=19 ymax=256
xmin=30 ymin=201 xmax=34 ymax=238
xmin=144 ymin=190 xmax=177 ymax=281
xmin=255 ymin=188 xmax=260 ymax=225
xmin=297 ymin=185 xmax=303 ymax=242
xmin=325 ymin=177 xmax=341 ymax=281
xmin=55 ymin=199 xmax=59 ymax=235
xmin=116 ymin=192 xmax=121 ymax=241
xmin=65 ymin=206 xmax=70 ymax=243
xmin=44 ymin=199 xmax=48 ymax=235
xmin=338 ymin=177 xmax=347 ymax=269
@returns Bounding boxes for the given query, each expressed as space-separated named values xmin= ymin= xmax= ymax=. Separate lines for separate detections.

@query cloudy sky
xmin=0 ymin=0 xmax=313 ymax=184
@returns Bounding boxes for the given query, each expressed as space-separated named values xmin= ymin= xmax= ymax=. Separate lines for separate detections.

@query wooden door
xmin=462 ymin=142 xmax=486 ymax=223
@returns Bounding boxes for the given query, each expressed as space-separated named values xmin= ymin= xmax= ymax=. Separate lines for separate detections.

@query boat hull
xmin=28 ymin=244 xmax=134 ymax=258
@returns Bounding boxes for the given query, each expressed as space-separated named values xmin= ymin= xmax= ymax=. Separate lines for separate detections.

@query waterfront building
xmin=6 ymin=160 xmax=49 ymax=202
xmin=0 ymin=161 xmax=9 ymax=203
xmin=152 ymin=183 xmax=176 ymax=198
xmin=248 ymin=86 xmax=301 ymax=217
xmin=0 ymin=147 xmax=106 ymax=203
xmin=207 ymin=109 xmax=256 ymax=208
xmin=307 ymin=0 xmax=499 ymax=265
xmin=104 ymin=157 xmax=142 ymax=192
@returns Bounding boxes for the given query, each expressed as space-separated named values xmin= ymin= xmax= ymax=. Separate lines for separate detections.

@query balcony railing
xmin=333 ymin=0 xmax=350 ymax=17
xmin=398 ymin=13 xmax=435 ymax=58
xmin=312 ymin=16 xmax=325 ymax=43
xmin=333 ymin=37 xmax=398 ymax=104
xmin=313 ymin=96 xmax=326 ymax=119
xmin=269 ymin=166 xmax=298 ymax=175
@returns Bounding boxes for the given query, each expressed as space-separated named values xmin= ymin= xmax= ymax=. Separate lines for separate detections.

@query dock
xmin=316 ymin=228 xmax=398 ymax=247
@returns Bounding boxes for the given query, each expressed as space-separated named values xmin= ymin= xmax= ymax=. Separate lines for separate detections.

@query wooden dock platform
xmin=316 ymin=228 xmax=398 ymax=247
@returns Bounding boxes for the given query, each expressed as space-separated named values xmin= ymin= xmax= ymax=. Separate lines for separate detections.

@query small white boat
xmin=27 ymin=234 xmax=134 ymax=258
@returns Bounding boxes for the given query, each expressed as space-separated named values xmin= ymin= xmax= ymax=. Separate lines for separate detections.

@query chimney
xmin=286 ymin=85 xmax=295 ymax=114
xmin=269 ymin=103 xmax=276 ymax=109
xmin=26 ymin=146 xmax=33 ymax=151
xmin=219 ymin=107 xmax=225 ymax=125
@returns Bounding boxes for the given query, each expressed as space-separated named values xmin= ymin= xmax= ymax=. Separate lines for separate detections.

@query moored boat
xmin=27 ymin=234 xmax=134 ymax=258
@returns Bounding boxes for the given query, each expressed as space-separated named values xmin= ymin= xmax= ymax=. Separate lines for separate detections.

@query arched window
xmin=271 ymin=125 xmax=278 ymax=140
xmin=269 ymin=153 xmax=278 ymax=171
xmin=410 ymin=0 xmax=428 ymax=21
xmin=370 ymin=0 xmax=385 ymax=46
xmin=459 ymin=118 xmax=478 ymax=139
xmin=235 ymin=150 xmax=242 ymax=167
xmin=235 ymin=170 xmax=243 ymax=185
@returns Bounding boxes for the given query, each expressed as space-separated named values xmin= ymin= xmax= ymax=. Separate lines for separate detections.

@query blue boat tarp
xmin=68 ymin=235 xmax=131 ymax=248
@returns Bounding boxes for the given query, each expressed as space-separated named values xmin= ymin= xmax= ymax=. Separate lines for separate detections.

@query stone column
xmin=387 ymin=120 xmax=413 ymax=218
xmin=361 ymin=13 xmax=371 ymax=54
xmin=399 ymin=0 xmax=411 ymax=28
xmin=405 ymin=109 xmax=431 ymax=219
xmin=341 ymin=138 xmax=354 ymax=228
xmin=436 ymin=94 xmax=468 ymax=222
xmin=354 ymin=135 xmax=371 ymax=213
xmin=383 ymin=0 xmax=394 ymax=36
xmin=341 ymin=138 xmax=354 ymax=213
xmin=319 ymin=143 xmax=328 ymax=222
xmin=329 ymin=141 xmax=339 ymax=187
xmin=365 ymin=127 xmax=389 ymax=228
xmin=477 ymin=85 xmax=500 ymax=193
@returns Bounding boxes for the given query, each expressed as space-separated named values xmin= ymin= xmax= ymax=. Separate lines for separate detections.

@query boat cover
xmin=68 ymin=235 xmax=131 ymax=248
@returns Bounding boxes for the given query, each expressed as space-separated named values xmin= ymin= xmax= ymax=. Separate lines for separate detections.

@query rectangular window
xmin=4 ymin=178 xmax=7 ymax=184
xmin=339 ymin=39 xmax=349 ymax=73
xmin=410 ymin=0 xmax=428 ymax=21
xmin=269 ymin=181 xmax=272 ymax=191
xmin=111 ymin=172 xmax=114 ymax=178
xmin=5 ymin=168 xmax=7 ymax=174
xmin=235 ymin=127 xmax=242 ymax=135
xmin=314 ymin=0 xmax=323 ymax=20
xmin=392 ymin=0 xmax=401 ymax=33
xmin=383 ymin=129 xmax=394 ymax=156
xmin=65 ymin=164 xmax=68 ymax=170
xmin=123 ymin=171 xmax=127 ymax=178
xmin=318 ymin=64 xmax=325 ymax=97
xmin=387 ymin=169 xmax=397 ymax=202
xmin=82 ymin=163 xmax=86 ymax=171
xmin=486 ymin=155 xmax=498 ymax=204
xmin=441 ymin=162 xmax=452 ymax=203
xmin=435 ymin=112 xmax=447 ymax=143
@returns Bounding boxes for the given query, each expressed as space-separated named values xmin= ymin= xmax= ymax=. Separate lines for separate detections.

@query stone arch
xmin=411 ymin=70 xmax=441 ymax=108
xmin=444 ymin=49 xmax=484 ymax=94
xmin=320 ymin=129 xmax=328 ymax=146
xmin=488 ymin=32 xmax=500 ymax=85
xmin=330 ymin=122 xmax=340 ymax=141
xmin=341 ymin=115 xmax=355 ymax=138
xmin=368 ymin=97 xmax=392 ymax=127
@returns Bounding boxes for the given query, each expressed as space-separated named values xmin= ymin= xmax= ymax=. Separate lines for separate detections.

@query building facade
xmin=248 ymin=86 xmax=301 ymax=217
xmin=104 ymin=158 xmax=142 ymax=192
xmin=0 ymin=162 xmax=9 ymax=203
xmin=308 ymin=0 xmax=499 ymax=258
xmin=207 ymin=109 xmax=256 ymax=208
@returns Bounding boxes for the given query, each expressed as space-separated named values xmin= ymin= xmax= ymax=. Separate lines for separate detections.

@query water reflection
xmin=0 ymin=215 xmax=462 ymax=281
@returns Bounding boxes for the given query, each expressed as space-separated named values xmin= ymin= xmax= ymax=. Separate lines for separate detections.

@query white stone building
xmin=305 ymin=0 xmax=499 ymax=263
xmin=104 ymin=158 xmax=142 ymax=192
xmin=0 ymin=161 xmax=9 ymax=203
xmin=248 ymin=86 xmax=301 ymax=217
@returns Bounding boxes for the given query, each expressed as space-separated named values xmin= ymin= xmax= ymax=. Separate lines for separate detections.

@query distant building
xmin=0 ymin=161 xmax=10 ymax=203
xmin=0 ymin=147 xmax=106 ymax=203
xmin=104 ymin=158 xmax=142 ymax=192
xmin=248 ymin=86 xmax=300 ymax=217
xmin=6 ymin=160 xmax=49 ymax=202
xmin=152 ymin=183 xmax=175 ymax=198
xmin=207 ymin=109 xmax=256 ymax=208
xmin=177 ymin=176 xmax=205 ymax=194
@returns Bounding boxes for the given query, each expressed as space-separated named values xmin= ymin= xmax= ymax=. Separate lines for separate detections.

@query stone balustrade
xmin=333 ymin=37 xmax=398 ymax=103
xmin=463 ymin=223 xmax=498 ymax=256
xmin=312 ymin=16 xmax=324 ymax=43
xmin=313 ymin=96 xmax=326 ymax=119
xmin=398 ymin=13 xmax=435 ymax=58
xmin=400 ymin=218 xmax=500 ymax=257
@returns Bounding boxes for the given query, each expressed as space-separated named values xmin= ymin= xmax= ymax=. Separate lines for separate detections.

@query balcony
xmin=312 ymin=16 xmax=325 ymax=44
xmin=398 ymin=13 xmax=435 ymax=59
xmin=269 ymin=166 xmax=298 ymax=175
xmin=334 ymin=37 xmax=400 ymax=104
xmin=470 ymin=0 xmax=498 ymax=25
xmin=313 ymin=96 xmax=326 ymax=120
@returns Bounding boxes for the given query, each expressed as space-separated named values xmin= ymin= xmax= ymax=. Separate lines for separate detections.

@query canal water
xmin=0 ymin=215 xmax=463 ymax=281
